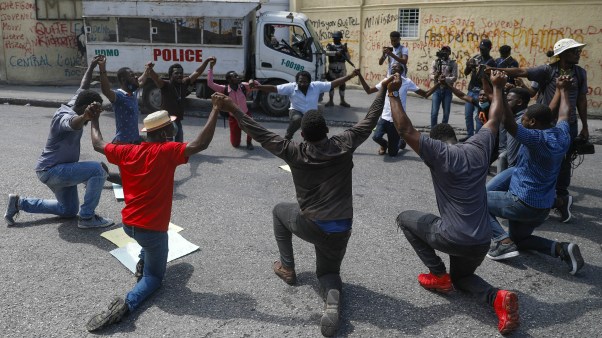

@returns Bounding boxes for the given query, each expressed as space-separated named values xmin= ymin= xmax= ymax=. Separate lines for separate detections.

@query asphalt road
xmin=1 ymin=104 xmax=601 ymax=337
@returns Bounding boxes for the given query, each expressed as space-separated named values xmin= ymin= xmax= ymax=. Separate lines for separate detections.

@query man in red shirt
xmin=85 ymin=97 xmax=220 ymax=332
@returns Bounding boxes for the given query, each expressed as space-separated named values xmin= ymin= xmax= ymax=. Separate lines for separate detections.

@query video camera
xmin=572 ymin=135 xmax=595 ymax=155
xmin=435 ymin=49 xmax=448 ymax=59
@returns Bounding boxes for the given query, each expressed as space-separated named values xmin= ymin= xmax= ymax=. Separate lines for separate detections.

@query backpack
xmin=219 ymin=84 xmax=248 ymax=127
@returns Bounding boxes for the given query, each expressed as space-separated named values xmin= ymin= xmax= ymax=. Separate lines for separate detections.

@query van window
xmin=152 ymin=18 xmax=176 ymax=43
xmin=177 ymin=18 xmax=203 ymax=44
xmin=118 ymin=18 xmax=150 ymax=43
xmin=203 ymin=18 xmax=242 ymax=45
xmin=265 ymin=24 xmax=312 ymax=61
xmin=85 ymin=17 xmax=118 ymax=42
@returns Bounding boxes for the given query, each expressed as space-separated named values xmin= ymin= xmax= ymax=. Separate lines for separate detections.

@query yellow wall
xmin=299 ymin=0 xmax=602 ymax=114
xmin=0 ymin=0 xmax=85 ymax=85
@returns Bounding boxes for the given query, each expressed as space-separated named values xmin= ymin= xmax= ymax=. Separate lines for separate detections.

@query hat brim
xmin=554 ymin=43 xmax=586 ymax=56
xmin=141 ymin=115 xmax=177 ymax=132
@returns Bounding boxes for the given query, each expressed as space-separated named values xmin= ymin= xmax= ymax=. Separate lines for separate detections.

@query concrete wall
xmin=298 ymin=0 xmax=602 ymax=115
xmin=0 ymin=0 xmax=86 ymax=85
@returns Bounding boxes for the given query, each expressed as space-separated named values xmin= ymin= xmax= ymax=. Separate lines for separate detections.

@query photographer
xmin=379 ymin=31 xmax=408 ymax=76
xmin=462 ymin=39 xmax=496 ymax=141
xmin=429 ymin=46 xmax=458 ymax=128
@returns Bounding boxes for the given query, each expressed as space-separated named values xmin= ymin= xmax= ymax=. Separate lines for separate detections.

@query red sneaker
xmin=417 ymin=272 xmax=453 ymax=293
xmin=494 ymin=290 xmax=520 ymax=335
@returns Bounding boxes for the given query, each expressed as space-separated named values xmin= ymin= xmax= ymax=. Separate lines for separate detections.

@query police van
xmin=82 ymin=0 xmax=327 ymax=116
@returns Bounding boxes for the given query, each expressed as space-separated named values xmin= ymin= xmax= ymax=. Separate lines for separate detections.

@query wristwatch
xmin=388 ymin=91 xmax=399 ymax=98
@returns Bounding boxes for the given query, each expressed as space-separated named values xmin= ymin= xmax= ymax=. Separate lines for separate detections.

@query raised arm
xmin=145 ymin=62 xmax=165 ymax=89
xmin=97 ymin=55 xmax=116 ymax=102
xmin=330 ymin=70 xmax=357 ymax=89
xmin=356 ymin=71 xmax=378 ymax=94
xmin=414 ymin=82 xmax=440 ymax=99
xmin=90 ymin=104 xmax=109 ymax=154
xmin=388 ymin=74 xmax=421 ymax=153
xmin=487 ymin=66 xmax=529 ymax=78
xmin=252 ymin=84 xmax=278 ymax=93
xmin=446 ymin=83 xmax=474 ymax=103
xmin=71 ymin=101 xmax=101 ymax=131
xmin=184 ymin=97 xmax=220 ymax=157
xmin=187 ymin=57 xmax=214 ymax=83
xmin=206 ymin=58 xmax=225 ymax=93
xmin=556 ymin=75 xmax=573 ymax=124
xmin=79 ymin=55 xmax=101 ymax=90
xmin=483 ymin=70 xmax=508 ymax=136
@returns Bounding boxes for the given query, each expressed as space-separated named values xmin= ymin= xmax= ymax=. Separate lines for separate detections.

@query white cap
xmin=553 ymin=38 xmax=586 ymax=56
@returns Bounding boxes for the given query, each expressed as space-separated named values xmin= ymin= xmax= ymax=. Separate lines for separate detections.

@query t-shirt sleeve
xmin=401 ymin=46 xmax=409 ymax=56
xmin=375 ymin=81 xmax=383 ymax=91
xmin=166 ymin=142 xmax=189 ymax=165
xmin=419 ymin=134 xmax=448 ymax=168
xmin=277 ymin=83 xmax=294 ymax=95
xmin=514 ymin=124 xmax=543 ymax=149
xmin=527 ymin=65 xmax=550 ymax=84
xmin=406 ymin=78 xmax=419 ymax=92
xmin=58 ymin=112 xmax=76 ymax=132
xmin=104 ymin=143 xmax=124 ymax=165
xmin=317 ymin=81 xmax=332 ymax=92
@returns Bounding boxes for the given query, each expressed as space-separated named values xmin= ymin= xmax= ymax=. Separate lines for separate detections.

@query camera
xmin=435 ymin=50 xmax=448 ymax=59
xmin=571 ymin=135 xmax=595 ymax=155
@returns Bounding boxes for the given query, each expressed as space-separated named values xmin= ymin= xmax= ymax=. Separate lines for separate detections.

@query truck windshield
xmin=305 ymin=20 xmax=324 ymax=54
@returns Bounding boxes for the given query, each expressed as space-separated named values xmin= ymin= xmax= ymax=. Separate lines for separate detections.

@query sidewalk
xmin=1 ymin=84 xmax=601 ymax=143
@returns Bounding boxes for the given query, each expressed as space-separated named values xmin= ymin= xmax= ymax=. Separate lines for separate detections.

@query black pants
xmin=285 ymin=109 xmax=303 ymax=140
xmin=396 ymin=210 xmax=497 ymax=306
xmin=273 ymin=202 xmax=351 ymax=298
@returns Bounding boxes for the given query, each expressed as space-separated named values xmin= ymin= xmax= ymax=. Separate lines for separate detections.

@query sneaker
xmin=494 ymin=290 xmax=520 ymax=335
xmin=378 ymin=146 xmax=386 ymax=155
xmin=273 ymin=260 xmax=297 ymax=285
xmin=78 ymin=215 xmax=115 ymax=229
xmin=418 ymin=272 xmax=453 ymax=293
xmin=487 ymin=241 xmax=519 ymax=261
xmin=399 ymin=139 xmax=407 ymax=150
xmin=320 ymin=289 xmax=341 ymax=337
xmin=558 ymin=242 xmax=584 ymax=275
xmin=557 ymin=195 xmax=573 ymax=223
xmin=340 ymin=101 xmax=350 ymax=108
xmin=134 ymin=259 xmax=144 ymax=283
xmin=325 ymin=101 xmax=334 ymax=107
xmin=86 ymin=297 xmax=129 ymax=332
xmin=4 ymin=194 xmax=19 ymax=226
xmin=246 ymin=143 xmax=255 ymax=150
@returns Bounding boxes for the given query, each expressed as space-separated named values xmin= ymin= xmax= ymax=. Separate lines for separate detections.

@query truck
xmin=82 ymin=0 xmax=327 ymax=116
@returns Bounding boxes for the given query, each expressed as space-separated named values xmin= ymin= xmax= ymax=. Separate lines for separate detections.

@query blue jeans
xmin=19 ymin=161 xmax=107 ymax=219
xmin=123 ymin=225 xmax=169 ymax=312
xmin=486 ymin=167 xmax=514 ymax=241
xmin=430 ymin=87 xmax=452 ymax=128
xmin=174 ymin=120 xmax=183 ymax=142
xmin=464 ymin=89 xmax=480 ymax=136
xmin=372 ymin=118 xmax=402 ymax=156
xmin=487 ymin=191 xmax=555 ymax=256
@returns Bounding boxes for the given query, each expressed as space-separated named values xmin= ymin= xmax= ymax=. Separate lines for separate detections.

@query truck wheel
xmin=141 ymin=83 xmax=162 ymax=114
xmin=260 ymin=85 xmax=290 ymax=117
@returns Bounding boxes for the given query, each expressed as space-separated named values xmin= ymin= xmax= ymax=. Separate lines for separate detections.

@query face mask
xmin=127 ymin=82 xmax=139 ymax=92
xmin=479 ymin=102 xmax=490 ymax=109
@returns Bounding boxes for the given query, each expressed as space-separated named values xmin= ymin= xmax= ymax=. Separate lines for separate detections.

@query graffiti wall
xmin=0 ymin=0 xmax=85 ymax=84
xmin=300 ymin=1 xmax=602 ymax=114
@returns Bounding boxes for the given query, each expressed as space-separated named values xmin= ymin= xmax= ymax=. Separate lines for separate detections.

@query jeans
xmin=487 ymin=191 xmax=554 ymax=255
xmin=123 ymin=225 xmax=169 ymax=312
xmin=372 ymin=118 xmax=403 ymax=157
xmin=556 ymin=121 xmax=578 ymax=197
xmin=285 ymin=109 xmax=303 ymax=140
xmin=174 ymin=120 xmax=183 ymax=143
xmin=19 ymin=161 xmax=107 ymax=219
xmin=430 ymin=87 xmax=452 ymax=128
xmin=273 ymin=202 xmax=351 ymax=297
xmin=486 ymin=167 xmax=514 ymax=241
xmin=396 ymin=210 xmax=497 ymax=306
xmin=464 ymin=89 xmax=480 ymax=137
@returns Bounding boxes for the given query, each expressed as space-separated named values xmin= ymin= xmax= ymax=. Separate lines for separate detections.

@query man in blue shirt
xmin=253 ymin=70 xmax=357 ymax=140
xmin=486 ymin=75 xmax=584 ymax=276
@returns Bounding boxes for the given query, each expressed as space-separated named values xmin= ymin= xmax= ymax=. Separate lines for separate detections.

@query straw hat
xmin=141 ymin=110 xmax=177 ymax=132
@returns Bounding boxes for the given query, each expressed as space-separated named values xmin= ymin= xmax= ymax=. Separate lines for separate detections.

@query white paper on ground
xmin=101 ymin=222 xmax=184 ymax=248
xmin=279 ymin=164 xmax=291 ymax=172
xmin=112 ymin=183 xmax=124 ymax=200
xmin=109 ymin=230 xmax=199 ymax=273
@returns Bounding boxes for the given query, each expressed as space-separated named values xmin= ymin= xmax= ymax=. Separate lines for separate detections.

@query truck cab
xmin=81 ymin=0 xmax=325 ymax=116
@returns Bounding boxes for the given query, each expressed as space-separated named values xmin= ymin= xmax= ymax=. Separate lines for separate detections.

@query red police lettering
xmin=153 ymin=48 xmax=203 ymax=62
